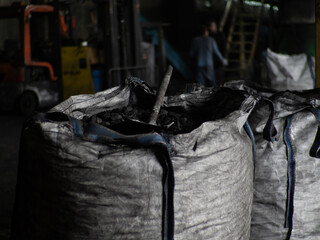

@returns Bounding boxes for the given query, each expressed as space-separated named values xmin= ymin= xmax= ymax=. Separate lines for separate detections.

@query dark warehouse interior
xmin=0 ymin=0 xmax=320 ymax=239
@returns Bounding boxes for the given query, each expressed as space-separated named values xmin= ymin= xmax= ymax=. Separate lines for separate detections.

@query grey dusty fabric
xmin=265 ymin=48 xmax=315 ymax=91
xmin=171 ymin=106 xmax=254 ymax=240
xmin=13 ymin=81 xmax=256 ymax=240
xmin=249 ymin=92 xmax=320 ymax=240
xmin=50 ymin=85 xmax=132 ymax=119
xmin=14 ymin=120 xmax=164 ymax=240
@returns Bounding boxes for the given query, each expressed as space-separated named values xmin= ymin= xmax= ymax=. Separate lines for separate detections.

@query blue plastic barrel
xmin=92 ymin=70 xmax=102 ymax=92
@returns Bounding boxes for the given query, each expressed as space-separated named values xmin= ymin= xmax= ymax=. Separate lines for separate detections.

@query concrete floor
xmin=0 ymin=113 xmax=26 ymax=240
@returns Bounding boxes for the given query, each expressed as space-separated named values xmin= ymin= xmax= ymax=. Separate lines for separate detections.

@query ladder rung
xmin=234 ymin=22 xmax=256 ymax=26
xmin=233 ymin=32 xmax=255 ymax=35
xmin=238 ymin=13 xmax=255 ymax=18
xmin=229 ymin=41 xmax=254 ymax=45
xmin=228 ymin=50 xmax=251 ymax=54
xmin=224 ymin=67 xmax=243 ymax=72
xmin=227 ymin=59 xmax=241 ymax=63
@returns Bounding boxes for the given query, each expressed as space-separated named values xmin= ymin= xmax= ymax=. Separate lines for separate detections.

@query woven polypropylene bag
xmin=171 ymin=99 xmax=255 ymax=239
xmin=249 ymin=92 xmax=320 ymax=240
xmin=12 ymin=80 xmax=257 ymax=240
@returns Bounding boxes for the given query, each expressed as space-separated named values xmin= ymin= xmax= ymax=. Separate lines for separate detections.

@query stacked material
xmin=12 ymin=79 xmax=256 ymax=240
xmin=265 ymin=49 xmax=315 ymax=91
xmin=249 ymin=91 xmax=320 ymax=240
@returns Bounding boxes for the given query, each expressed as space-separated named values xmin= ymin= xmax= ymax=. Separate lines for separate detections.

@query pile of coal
xmin=84 ymin=87 xmax=247 ymax=136
xmin=92 ymin=105 xmax=195 ymax=135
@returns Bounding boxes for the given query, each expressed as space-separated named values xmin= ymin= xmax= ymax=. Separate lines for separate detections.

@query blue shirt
xmin=190 ymin=36 xmax=224 ymax=68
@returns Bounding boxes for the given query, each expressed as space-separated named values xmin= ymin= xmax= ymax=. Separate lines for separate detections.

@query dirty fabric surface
xmin=12 ymin=120 xmax=165 ymax=240
xmin=265 ymin=48 xmax=315 ymax=91
xmin=171 ymin=108 xmax=254 ymax=240
xmin=249 ymin=91 xmax=320 ymax=240
xmin=13 ymin=79 xmax=256 ymax=239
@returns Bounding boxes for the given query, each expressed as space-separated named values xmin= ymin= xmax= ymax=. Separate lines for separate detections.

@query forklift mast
xmin=24 ymin=5 xmax=57 ymax=82
xmin=0 ymin=3 xmax=59 ymax=83
xmin=0 ymin=2 xmax=93 ymax=114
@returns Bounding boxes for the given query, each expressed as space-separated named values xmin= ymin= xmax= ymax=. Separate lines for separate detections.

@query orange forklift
xmin=0 ymin=2 xmax=94 ymax=114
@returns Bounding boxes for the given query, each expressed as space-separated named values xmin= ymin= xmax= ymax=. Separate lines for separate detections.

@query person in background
xmin=207 ymin=19 xmax=227 ymax=85
xmin=190 ymin=25 xmax=228 ymax=87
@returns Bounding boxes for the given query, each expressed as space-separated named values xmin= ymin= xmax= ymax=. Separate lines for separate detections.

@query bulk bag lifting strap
xmin=249 ymin=91 xmax=320 ymax=240
xmin=283 ymin=107 xmax=320 ymax=239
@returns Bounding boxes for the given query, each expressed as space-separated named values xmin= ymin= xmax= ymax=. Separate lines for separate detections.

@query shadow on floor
xmin=0 ymin=113 xmax=26 ymax=240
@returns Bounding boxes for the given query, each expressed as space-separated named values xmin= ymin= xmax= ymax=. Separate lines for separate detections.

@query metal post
xmin=53 ymin=0 xmax=63 ymax=102
xmin=109 ymin=0 xmax=121 ymax=86
xmin=132 ymin=0 xmax=143 ymax=66
xmin=110 ymin=0 xmax=120 ymax=68
xmin=239 ymin=16 xmax=246 ymax=78
xmin=269 ymin=4 xmax=274 ymax=50
xmin=97 ymin=1 xmax=108 ymax=90
xmin=220 ymin=0 xmax=233 ymax=32
xmin=158 ymin=26 xmax=166 ymax=80
xmin=316 ymin=0 xmax=320 ymax=88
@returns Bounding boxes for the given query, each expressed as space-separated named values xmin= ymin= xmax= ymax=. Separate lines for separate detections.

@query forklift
xmin=0 ymin=2 xmax=94 ymax=115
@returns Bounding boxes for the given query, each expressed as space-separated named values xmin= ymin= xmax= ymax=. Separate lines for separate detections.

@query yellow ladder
xmin=225 ymin=0 xmax=265 ymax=79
